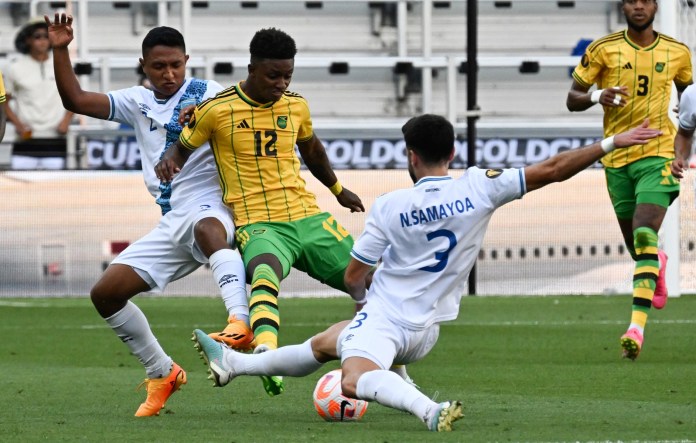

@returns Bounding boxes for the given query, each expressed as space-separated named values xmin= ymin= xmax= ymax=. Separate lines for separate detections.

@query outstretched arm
xmin=298 ymin=135 xmax=364 ymax=213
xmin=46 ymin=13 xmax=111 ymax=119
xmin=525 ymin=119 xmax=661 ymax=192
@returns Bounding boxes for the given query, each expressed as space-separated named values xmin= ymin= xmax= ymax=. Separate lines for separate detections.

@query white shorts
xmin=337 ymin=299 xmax=440 ymax=370
xmin=112 ymin=198 xmax=236 ymax=292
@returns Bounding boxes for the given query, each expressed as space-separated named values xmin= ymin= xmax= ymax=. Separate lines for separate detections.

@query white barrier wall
xmin=2 ymin=169 xmax=695 ymax=297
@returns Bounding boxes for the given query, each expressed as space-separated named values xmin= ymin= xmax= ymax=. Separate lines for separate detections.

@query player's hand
xmin=154 ymin=157 xmax=180 ymax=183
xmin=613 ymin=118 xmax=662 ymax=149
xmin=336 ymin=187 xmax=365 ymax=213
xmin=600 ymin=86 xmax=629 ymax=107
xmin=178 ymin=105 xmax=196 ymax=126
xmin=45 ymin=13 xmax=74 ymax=48
xmin=670 ymin=158 xmax=689 ymax=180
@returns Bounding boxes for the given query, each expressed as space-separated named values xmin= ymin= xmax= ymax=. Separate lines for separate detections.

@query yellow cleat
xmin=208 ymin=315 xmax=255 ymax=351
xmin=134 ymin=362 xmax=187 ymax=417
xmin=427 ymin=401 xmax=464 ymax=432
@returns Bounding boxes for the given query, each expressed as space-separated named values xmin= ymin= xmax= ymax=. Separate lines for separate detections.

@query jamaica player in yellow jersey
xmin=567 ymin=0 xmax=692 ymax=360
xmin=0 ymin=69 xmax=6 ymax=142
xmin=157 ymin=28 xmax=370 ymax=395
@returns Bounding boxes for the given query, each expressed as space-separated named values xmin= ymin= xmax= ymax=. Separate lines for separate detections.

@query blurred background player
xmin=5 ymin=17 xmax=73 ymax=170
xmin=156 ymin=27 xmax=367 ymax=396
xmin=0 ymin=69 xmax=6 ymax=142
xmin=671 ymin=84 xmax=696 ymax=181
xmin=566 ymin=0 xmax=693 ymax=360
xmin=190 ymin=115 xmax=662 ymax=432
xmin=46 ymin=13 xmax=250 ymax=416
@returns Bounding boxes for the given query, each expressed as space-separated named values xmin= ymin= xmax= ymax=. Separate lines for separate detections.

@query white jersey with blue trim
xmin=679 ymin=84 xmax=696 ymax=131
xmin=351 ymin=167 xmax=526 ymax=330
xmin=107 ymin=78 xmax=224 ymax=214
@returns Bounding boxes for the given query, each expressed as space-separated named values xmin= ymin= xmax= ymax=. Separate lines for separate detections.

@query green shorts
xmin=605 ymin=156 xmax=679 ymax=220
xmin=236 ymin=212 xmax=354 ymax=292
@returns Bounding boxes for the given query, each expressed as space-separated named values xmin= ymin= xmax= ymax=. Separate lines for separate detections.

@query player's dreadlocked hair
xmin=402 ymin=114 xmax=455 ymax=165
xmin=249 ymin=28 xmax=297 ymax=62
xmin=142 ymin=26 xmax=186 ymax=57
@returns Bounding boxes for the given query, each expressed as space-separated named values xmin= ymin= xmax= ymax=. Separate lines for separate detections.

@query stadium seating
xmin=0 ymin=0 xmax=626 ymax=126
xmin=4 ymin=0 xmax=695 ymax=132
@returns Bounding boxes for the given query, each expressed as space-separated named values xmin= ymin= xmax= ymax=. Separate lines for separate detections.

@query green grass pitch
xmin=1 ymin=295 xmax=695 ymax=442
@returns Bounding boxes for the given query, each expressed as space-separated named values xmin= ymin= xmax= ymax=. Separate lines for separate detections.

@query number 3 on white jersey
xmin=419 ymin=229 xmax=457 ymax=273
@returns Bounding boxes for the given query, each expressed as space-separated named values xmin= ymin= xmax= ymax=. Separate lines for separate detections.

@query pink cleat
xmin=620 ymin=328 xmax=644 ymax=361
xmin=652 ymin=250 xmax=668 ymax=309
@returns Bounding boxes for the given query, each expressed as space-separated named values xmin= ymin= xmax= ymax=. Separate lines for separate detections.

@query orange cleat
xmin=208 ymin=315 xmax=255 ymax=351
xmin=134 ymin=362 xmax=187 ymax=417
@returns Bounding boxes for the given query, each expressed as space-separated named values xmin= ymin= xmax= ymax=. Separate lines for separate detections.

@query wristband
xmin=590 ymin=89 xmax=603 ymax=104
xmin=354 ymin=298 xmax=367 ymax=305
xmin=329 ymin=181 xmax=343 ymax=196
xmin=600 ymin=136 xmax=616 ymax=153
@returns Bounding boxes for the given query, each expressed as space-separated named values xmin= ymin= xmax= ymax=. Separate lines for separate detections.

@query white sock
xmin=105 ymin=301 xmax=172 ymax=379
xmin=225 ymin=339 xmax=323 ymax=376
xmin=356 ymin=369 xmax=437 ymax=423
xmin=210 ymin=249 xmax=249 ymax=324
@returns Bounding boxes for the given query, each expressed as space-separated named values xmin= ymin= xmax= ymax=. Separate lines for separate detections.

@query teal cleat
xmin=191 ymin=329 xmax=235 ymax=387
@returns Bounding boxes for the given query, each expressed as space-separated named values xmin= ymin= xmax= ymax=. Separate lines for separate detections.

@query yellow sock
xmin=249 ymin=264 xmax=280 ymax=349
xmin=630 ymin=227 xmax=659 ymax=330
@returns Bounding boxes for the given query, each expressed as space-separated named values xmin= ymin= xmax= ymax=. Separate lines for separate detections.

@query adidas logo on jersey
xmin=623 ymin=62 xmax=633 ymax=70
xmin=237 ymin=120 xmax=250 ymax=129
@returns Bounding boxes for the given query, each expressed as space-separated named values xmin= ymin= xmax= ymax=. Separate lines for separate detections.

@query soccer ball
xmin=312 ymin=369 xmax=368 ymax=422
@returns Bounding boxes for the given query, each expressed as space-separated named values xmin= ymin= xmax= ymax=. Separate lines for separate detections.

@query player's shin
xmin=210 ymin=249 xmax=249 ymax=322
xmin=249 ymin=263 xmax=281 ymax=349
xmin=240 ymin=339 xmax=323 ymax=376
xmin=356 ymin=370 xmax=436 ymax=420
xmin=629 ymin=226 xmax=660 ymax=331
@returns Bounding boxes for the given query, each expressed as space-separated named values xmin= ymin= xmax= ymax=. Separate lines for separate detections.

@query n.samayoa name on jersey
xmin=399 ymin=198 xmax=476 ymax=228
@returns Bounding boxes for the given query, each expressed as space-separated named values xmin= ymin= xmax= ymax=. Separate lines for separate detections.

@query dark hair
xmin=14 ymin=21 xmax=48 ymax=54
xmin=401 ymin=114 xmax=455 ymax=164
xmin=141 ymin=26 xmax=186 ymax=57
xmin=249 ymin=28 xmax=297 ymax=62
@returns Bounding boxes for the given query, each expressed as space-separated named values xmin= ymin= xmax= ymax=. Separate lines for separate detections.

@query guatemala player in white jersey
xmin=189 ymin=114 xmax=661 ymax=432
xmin=48 ymin=14 xmax=252 ymax=417
xmin=678 ymin=84 xmax=696 ymax=132
xmin=672 ymin=84 xmax=696 ymax=191
xmin=108 ymin=77 xmax=223 ymax=214
xmin=352 ymin=167 xmax=525 ymax=330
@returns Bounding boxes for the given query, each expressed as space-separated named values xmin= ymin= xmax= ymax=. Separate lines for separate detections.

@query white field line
xmin=1 ymin=301 xmax=695 ymax=329
xmin=1 ymin=318 xmax=695 ymax=331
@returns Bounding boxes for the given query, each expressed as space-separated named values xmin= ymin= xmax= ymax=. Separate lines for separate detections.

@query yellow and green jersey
xmin=572 ymin=30 xmax=693 ymax=168
xmin=0 ymin=70 xmax=6 ymax=104
xmin=180 ymin=81 xmax=322 ymax=226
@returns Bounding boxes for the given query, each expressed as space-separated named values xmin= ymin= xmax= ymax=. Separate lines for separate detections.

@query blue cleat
xmin=191 ymin=329 xmax=235 ymax=387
